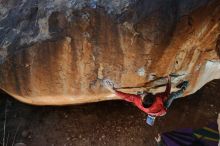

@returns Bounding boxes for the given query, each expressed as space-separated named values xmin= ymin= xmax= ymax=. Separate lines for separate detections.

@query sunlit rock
xmin=0 ymin=0 xmax=219 ymax=105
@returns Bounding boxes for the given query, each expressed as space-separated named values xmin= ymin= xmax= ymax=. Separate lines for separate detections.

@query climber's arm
xmin=104 ymin=79 xmax=140 ymax=103
xmin=115 ymin=90 xmax=138 ymax=103
xmin=164 ymin=76 xmax=171 ymax=96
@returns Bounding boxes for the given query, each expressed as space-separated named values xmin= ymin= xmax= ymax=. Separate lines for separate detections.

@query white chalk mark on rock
xmin=137 ymin=67 xmax=145 ymax=77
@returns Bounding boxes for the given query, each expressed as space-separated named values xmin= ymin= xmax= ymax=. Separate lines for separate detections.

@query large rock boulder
xmin=0 ymin=0 xmax=220 ymax=105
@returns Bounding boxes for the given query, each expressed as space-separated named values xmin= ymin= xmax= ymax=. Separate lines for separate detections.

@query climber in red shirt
xmin=104 ymin=76 xmax=189 ymax=125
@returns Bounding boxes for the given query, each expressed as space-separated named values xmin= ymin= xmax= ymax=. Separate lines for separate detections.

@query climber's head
xmin=141 ymin=93 xmax=155 ymax=108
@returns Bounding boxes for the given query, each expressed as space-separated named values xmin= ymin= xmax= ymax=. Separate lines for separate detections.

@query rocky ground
xmin=0 ymin=79 xmax=219 ymax=146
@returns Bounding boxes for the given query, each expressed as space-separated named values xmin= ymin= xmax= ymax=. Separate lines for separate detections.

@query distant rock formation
xmin=0 ymin=0 xmax=220 ymax=105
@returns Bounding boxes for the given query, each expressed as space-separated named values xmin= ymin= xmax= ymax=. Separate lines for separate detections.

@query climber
xmin=104 ymin=76 xmax=189 ymax=126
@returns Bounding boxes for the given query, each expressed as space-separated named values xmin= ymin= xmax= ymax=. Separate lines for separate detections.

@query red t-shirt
xmin=115 ymin=81 xmax=171 ymax=117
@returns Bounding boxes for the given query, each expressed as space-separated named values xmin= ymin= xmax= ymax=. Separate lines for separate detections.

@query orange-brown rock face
xmin=0 ymin=0 xmax=220 ymax=105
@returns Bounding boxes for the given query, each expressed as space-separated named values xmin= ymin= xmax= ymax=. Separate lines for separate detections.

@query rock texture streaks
xmin=0 ymin=0 xmax=220 ymax=105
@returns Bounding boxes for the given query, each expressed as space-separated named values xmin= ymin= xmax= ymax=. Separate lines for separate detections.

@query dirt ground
xmin=0 ymin=80 xmax=219 ymax=146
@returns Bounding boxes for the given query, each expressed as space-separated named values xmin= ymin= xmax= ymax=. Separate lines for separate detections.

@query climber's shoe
xmin=180 ymin=81 xmax=189 ymax=90
xmin=176 ymin=81 xmax=189 ymax=89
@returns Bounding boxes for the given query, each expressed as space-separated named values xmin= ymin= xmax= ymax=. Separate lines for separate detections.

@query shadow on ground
xmin=0 ymin=80 xmax=219 ymax=146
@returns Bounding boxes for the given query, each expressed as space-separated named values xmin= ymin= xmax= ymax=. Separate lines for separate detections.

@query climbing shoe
xmin=181 ymin=81 xmax=189 ymax=90
xmin=176 ymin=81 xmax=189 ymax=90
